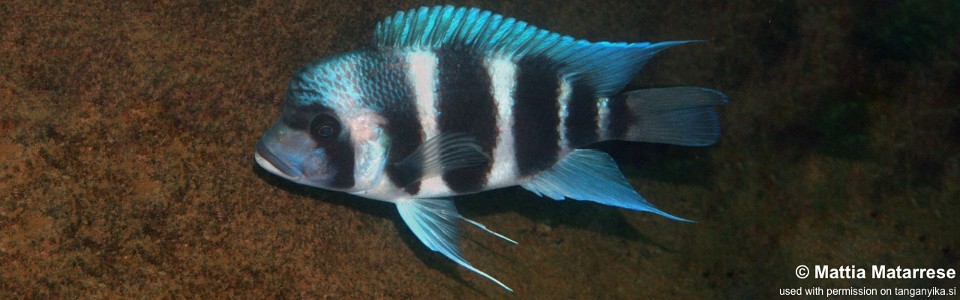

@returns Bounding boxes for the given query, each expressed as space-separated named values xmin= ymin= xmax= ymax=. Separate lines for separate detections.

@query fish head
xmin=255 ymin=56 xmax=389 ymax=193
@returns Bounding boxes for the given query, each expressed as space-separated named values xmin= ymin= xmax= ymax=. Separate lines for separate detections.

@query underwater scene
xmin=1 ymin=1 xmax=958 ymax=298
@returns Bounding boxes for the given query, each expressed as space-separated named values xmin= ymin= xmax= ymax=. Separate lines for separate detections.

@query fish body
xmin=255 ymin=6 xmax=726 ymax=291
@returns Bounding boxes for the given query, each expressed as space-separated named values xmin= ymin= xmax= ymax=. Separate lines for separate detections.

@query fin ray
xmin=462 ymin=217 xmax=517 ymax=245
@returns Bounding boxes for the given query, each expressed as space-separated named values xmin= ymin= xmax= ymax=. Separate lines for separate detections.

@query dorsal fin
xmin=372 ymin=6 xmax=693 ymax=96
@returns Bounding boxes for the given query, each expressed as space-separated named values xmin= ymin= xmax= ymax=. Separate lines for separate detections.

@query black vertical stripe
xmin=606 ymin=93 xmax=633 ymax=140
xmin=365 ymin=51 xmax=424 ymax=195
xmin=324 ymin=135 xmax=356 ymax=189
xmin=436 ymin=50 xmax=497 ymax=193
xmin=564 ymin=80 xmax=599 ymax=148
xmin=513 ymin=56 xmax=561 ymax=177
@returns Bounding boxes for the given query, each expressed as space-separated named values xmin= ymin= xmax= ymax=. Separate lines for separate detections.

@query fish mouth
xmin=255 ymin=140 xmax=303 ymax=182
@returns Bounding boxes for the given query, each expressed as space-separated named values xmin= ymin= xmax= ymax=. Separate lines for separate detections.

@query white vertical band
xmin=485 ymin=57 xmax=519 ymax=187
xmin=557 ymin=78 xmax=572 ymax=149
xmin=597 ymin=97 xmax=610 ymax=140
xmin=405 ymin=51 xmax=448 ymax=196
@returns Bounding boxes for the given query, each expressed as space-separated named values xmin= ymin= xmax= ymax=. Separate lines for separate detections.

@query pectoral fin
xmin=521 ymin=149 xmax=690 ymax=222
xmin=396 ymin=198 xmax=513 ymax=291
xmin=392 ymin=133 xmax=491 ymax=187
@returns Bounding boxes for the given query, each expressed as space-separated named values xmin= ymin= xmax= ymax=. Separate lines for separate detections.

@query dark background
xmin=2 ymin=1 xmax=958 ymax=298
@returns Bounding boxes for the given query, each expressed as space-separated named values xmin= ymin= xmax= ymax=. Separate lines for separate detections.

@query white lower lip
xmin=255 ymin=152 xmax=301 ymax=182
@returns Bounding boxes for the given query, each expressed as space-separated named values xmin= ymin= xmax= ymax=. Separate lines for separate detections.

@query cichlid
xmin=254 ymin=6 xmax=726 ymax=291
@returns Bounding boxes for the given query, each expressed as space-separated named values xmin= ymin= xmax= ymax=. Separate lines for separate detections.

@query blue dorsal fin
xmin=520 ymin=149 xmax=691 ymax=222
xmin=373 ymin=6 xmax=693 ymax=96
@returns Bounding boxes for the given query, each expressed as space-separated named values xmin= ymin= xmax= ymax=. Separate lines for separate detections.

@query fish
xmin=254 ymin=5 xmax=726 ymax=291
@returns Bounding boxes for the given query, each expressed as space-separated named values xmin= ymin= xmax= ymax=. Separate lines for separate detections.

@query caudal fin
xmin=606 ymin=87 xmax=727 ymax=146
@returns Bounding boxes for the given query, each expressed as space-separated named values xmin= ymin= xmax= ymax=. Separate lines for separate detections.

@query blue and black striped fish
xmin=254 ymin=6 xmax=726 ymax=291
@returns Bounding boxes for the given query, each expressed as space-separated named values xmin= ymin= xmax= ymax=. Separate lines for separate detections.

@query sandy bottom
xmin=1 ymin=1 xmax=958 ymax=298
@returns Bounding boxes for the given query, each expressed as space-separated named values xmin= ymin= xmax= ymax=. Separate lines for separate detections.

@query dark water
xmin=1 ymin=1 xmax=958 ymax=298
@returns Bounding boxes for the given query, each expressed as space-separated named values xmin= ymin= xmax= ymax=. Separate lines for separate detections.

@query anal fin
xmin=521 ymin=149 xmax=690 ymax=222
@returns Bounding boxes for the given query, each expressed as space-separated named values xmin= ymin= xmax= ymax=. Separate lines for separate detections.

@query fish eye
xmin=309 ymin=113 xmax=341 ymax=142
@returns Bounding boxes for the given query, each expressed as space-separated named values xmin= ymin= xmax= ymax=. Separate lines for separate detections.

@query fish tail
xmin=604 ymin=87 xmax=727 ymax=146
